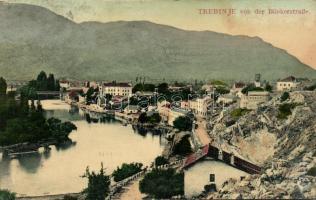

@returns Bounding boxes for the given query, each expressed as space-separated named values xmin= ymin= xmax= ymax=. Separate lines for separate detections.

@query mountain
xmin=0 ymin=3 xmax=315 ymax=81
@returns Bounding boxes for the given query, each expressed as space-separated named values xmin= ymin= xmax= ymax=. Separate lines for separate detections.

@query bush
xmin=112 ymin=162 xmax=143 ymax=182
xmin=154 ymin=156 xmax=169 ymax=167
xmin=230 ymin=108 xmax=249 ymax=118
xmin=173 ymin=135 xmax=192 ymax=156
xmin=307 ymin=167 xmax=316 ymax=176
xmin=139 ymin=168 xmax=184 ymax=198
xmin=280 ymin=92 xmax=290 ymax=102
xmin=63 ymin=195 xmax=78 ymax=200
xmin=173 ymin=116 xmax=193 ymax=131
xmin=82 ymin=163 xmax=111 ymax=200
xmin=0 ymin=189 xmax=15 ymax=200
xmin=277 ymin=103 xmax=297 ymax=119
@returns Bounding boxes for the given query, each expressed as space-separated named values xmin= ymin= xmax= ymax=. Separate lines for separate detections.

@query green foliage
xmin=86 ymin=87 xmax=96 ymax=103
xmin=138 ymin=112 xmax=161 ymax=124
xmin=82 ymin=164 xmax=111 ymax=200
xmin=242 ymin=84 xmax=265 ymax=94
xmin=211 ymin=80 xmax=227 ymax=86
xmin=230 ymin=108 xmax=249 ymax=119
xmin=277 ymin=103 xmax=297 ymax=119
xmin=157 ymin=83 xmax=169 ymax=94
xmin=215 ymin=86 xmax=230 ymax=95
xmin=0 ymin=94 xmax=76 ymax=145
xmin=0 ymin=189 xmax=15 ymax=200
xmin=63 ymin=195 xmax=78 ymax=200
xmin=0 ymin=77 xmax=7 ymax=95
xmin=307 ymin=167 xmax=316 ymax=176
xmin=112 ymin=162 xmax=143 ymax=182
xmin=139 ymin=168 xmax=184 ymax=199
xmin=132 ymin=83 xmax=155 ymax=93
xmin=280 ymin=92 xmax=290 ymax=102
xmin=265 ymin=83 xmax=273 ymax=92
xmin=154 ymin=156 xmax=169 ymax=167
xmin=173 ymin=116 xmax=192 ymax=131
xmin=304 ymin=83 xmax=316 ymax=91
xmin=173 ymin=135 xmax=192 ymax=156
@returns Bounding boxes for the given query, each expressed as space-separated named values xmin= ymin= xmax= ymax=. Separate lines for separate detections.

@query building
xmin=99 ymin=82 xmax=132 ymax=97
xmin=59 ymin=80 xmax=70 ymax=89
xmin=240 ymin=91 xmax=270 ymax=110
xmin=157 ymin=101 xmax=170 ymax=123
xmin=189 ymin=96 xmax=212 ymax=117
xmin=124 ymin=105 xmax=139 ymax=114
xmin=276 ymin=76 xmax=300 ymax=91
xmin=230 ymin=82 xmax=246 ymax=97
xmin=217 ymin=94 xmax=236 ymax=105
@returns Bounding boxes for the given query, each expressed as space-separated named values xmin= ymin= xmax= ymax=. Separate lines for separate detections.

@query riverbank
xmin=17 ymin=193 xmax=80 ymax=200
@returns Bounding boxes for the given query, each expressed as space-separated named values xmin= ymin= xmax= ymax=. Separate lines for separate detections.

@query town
xmin=1 ymin=72 xmax=315 ymax=199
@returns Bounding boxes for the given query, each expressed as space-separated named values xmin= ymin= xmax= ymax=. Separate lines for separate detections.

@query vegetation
xmin=265 ymin=83 xmax=273 ymax=92
xmin=112 ymin=162 xmax=143 ymax=182
xmin=0 ymin=189 xmax=15 ymax=200
xmin=82 ymin=163 xmax=111 ymax=200
xmin=173 ymin=135 xmax=192 ymax=156
xmin=29 ymin=71 xmax=60 ymax=91
xmin=139 ymin=168 xmax=184 ymax=199
xmin=63 ymin=195 xmax=78 ymax=200
xmin=173 ymin=116 xmax=193 ymax=131
xmin=154 ymin=156 xmax=169 ymax=167
xmin=132 ymin=83 xmax=156 ymax=93
xmin=280 ymin=92 xmax=290 ymax=102
xmin=138 ymin=112 xmax=161 ymax=124
xmin=157 ymin=83 xmax=169 ymax=94
xmin=306 ymin=166 xmax=316 ymax=177
xmin=230 ymin=108 xmax=250 ymax=119
xmin=215 ymin=86 xmax=230 ymax=95
xmin=211 ymin=80 xmax=227 ymax=86
xmin=0 ymin=77 xmax=7 ymax=95
xmin=241 ymin=84 xmax=265 ymax=94
xmin=304 ymin=83 xmax=316 ymax=91
xmin=277 ymin=103 xmax=298 ymax=119
xmin=0 ymin=78 xmax=76 ymax=146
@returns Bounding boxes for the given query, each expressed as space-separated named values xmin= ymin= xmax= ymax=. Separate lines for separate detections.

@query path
xmin=118 ymin=178 xmax=145 ymax=200
xmin=195 ymin=118 xmax=211 ymax=145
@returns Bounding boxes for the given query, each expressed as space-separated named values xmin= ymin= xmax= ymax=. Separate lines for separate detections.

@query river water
xmin=0 ymin=100 xmax=164 ymax=196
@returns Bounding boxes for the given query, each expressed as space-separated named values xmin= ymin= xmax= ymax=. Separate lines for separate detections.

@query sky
xmin=3 ymin=0 xmax=316 ymax=69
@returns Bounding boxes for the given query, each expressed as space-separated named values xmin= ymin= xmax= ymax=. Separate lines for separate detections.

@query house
xmin=240 ymin=91 xmax=270 ymax=110
xmin=276 ymin=76 xmax=300 ymax=91
xmin=157 ymin=101 xmax=170 ymax=123
xmin=59 ymin=80 xmax=70 ymax=89
xmin=217 ymin=94 xmax=236 ymax=104
xmin=124 ymin=105 xmax=139 ymax=114
xmin=99 ymin=82 xmax=132 ymax=97
xmin=189 ymin=96 xmax=212 ymax=117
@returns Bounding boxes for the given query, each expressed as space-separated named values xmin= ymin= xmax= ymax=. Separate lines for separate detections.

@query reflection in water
xmin=55 ymin=140 xmax=77 ymax=151
xmin=17 ymin=153 xmax=42 ymax=174
xmin=0 ymin=100 xmax=164 ymax=196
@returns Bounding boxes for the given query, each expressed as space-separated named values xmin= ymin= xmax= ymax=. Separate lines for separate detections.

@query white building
xmin=124 ymin=105 xmax=139 ymax=114
xmin=217 ymin=94 xmax=236 ymax=104
xmin=189 ymin=96 xmax=212 ymax=117
xmin=276 ymin=76 xmax=300 ymax=92
xmin=99 ymin=82 xmax=132 ymax=97
xmin=59 ymin=80 xmax=70 ymax=89
xmin=240 ymin=91 xmax=270 ymax=110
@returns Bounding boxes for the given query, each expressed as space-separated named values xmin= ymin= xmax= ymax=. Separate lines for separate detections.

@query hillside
xmin=0 ymin=3 xmax=315 ymax=81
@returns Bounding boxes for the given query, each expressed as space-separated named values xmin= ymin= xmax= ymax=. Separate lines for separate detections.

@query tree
xmin=138 ymin=112 xmax=148 ymax=124
xmin=82 ymin=163 xmax=111 ymax=200
xmin=47 ymin=74 xmax=56 ymax=91
xmin=173 ymin=135 xmax=192 ymax=156
xmin=157 ymin=83 xmax=169 ymax=94
xmin=139 ymin=168 xmax=184 ymax=198
xmin=173 ymin=116 xmax=193 ymax=131
xmin=0 ymin=77 xmax=7 ymax=95
xmin=0 ymin=189 xmax=15 ymax=200
xmin=265 ymin=83 xmax=273 ymax=92
xmin=154 ymin=156 xmax=169 ymax=167
xmin=280 ymin=92 xmax=290 ymax=102
xmin=112 ymin=162 xmax=143 ymax=182
xmin=36 ymin=71 xmax=48 ymax=91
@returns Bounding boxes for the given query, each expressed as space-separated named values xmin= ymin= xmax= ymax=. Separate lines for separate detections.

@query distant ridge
xmin=0 ymin=3 xmax=315 ymax=81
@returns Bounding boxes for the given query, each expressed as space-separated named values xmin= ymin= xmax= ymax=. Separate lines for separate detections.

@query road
xmin=195 ymin=118 xmax=212 ymax=146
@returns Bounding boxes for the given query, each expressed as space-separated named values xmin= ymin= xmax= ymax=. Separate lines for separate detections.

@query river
xmin=0 ymin=100 xmax=164 ymax=196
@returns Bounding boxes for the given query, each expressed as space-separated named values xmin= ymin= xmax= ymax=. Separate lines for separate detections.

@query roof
xmin=103 ymin=82 xmax=131 ymax=87
xmin=279 ymin=76 xmax=296 ymax=82
xmin=234 ymin=82 xmax=245 ymax=88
